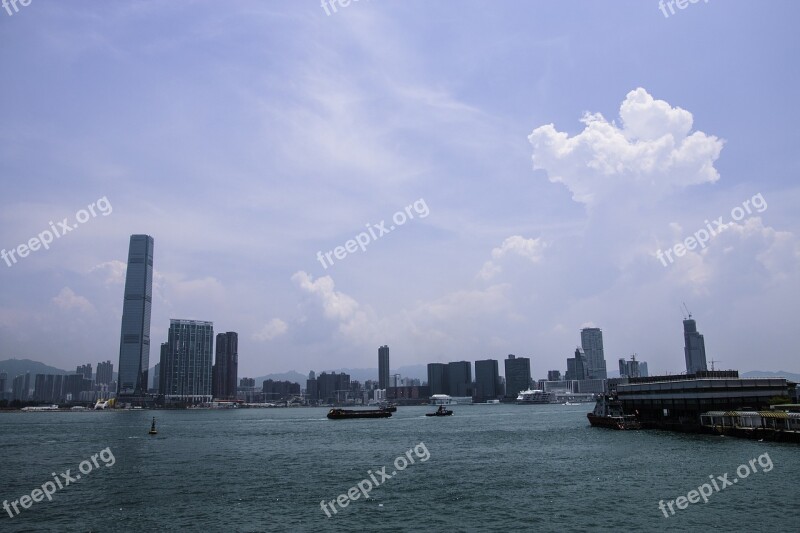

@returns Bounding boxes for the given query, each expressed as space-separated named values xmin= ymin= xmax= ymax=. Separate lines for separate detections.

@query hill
xmin=0 ymin=358 xmax=69 ymax=381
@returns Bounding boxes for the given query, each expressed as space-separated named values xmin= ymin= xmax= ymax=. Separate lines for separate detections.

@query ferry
xmin=587 ymin=395 xmax=640 ymax=430
xmin=327 ymin=408 xmax=392 ymax=420
xmin=515 ymin=389 xmax=555 ymax=404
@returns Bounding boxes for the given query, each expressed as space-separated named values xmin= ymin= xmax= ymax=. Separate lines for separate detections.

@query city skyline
xmin=1 ymin=3 xmax=798 ymax=379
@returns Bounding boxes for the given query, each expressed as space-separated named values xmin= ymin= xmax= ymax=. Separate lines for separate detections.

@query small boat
xmin=148 ymin=417 xmax=158 ymax=435
xmin=378 ymin=402 xmax=397 ymax=412
xmin=587 ymin=396 xmax=639 ymax=430
xmin=327 ymin=408 xmax=392 ymax=420
xmin=426 ymin=405 xmax=453 ymax=417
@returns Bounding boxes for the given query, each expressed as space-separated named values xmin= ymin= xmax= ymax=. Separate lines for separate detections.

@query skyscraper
xmin=581 ymin=327 xmax=607 ymax=379
xmin=117 ymin=234 xmax=154 ymax=397
xmin=212 ymin=332 xmax=238 ymax=400
xmin=683 ymin=316 xmax=707 ymax=374
xmin=475 ymin=359 xmax=500 ymax=402
xmin=566 ymin=348 xmax=588 ymax=381
xmin=427 ymin=363 xmax=448 ymax=395
xmin=378 ymin=345 xmax=390 ymax=390
xmin=447 ymin=361 xmax=472 ymax=397
xmin=504 ymin=354 xmax=531 ymax=399
xmin=96 ymin=361 xmax=113 ymax=386
xmin=161 ymin=319 xmax=214 ymax=404
xmin=76 ymin=364 xmax=93 ymax=381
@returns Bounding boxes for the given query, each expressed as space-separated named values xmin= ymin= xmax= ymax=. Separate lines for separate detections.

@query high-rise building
xmin=475 ymin=359 xmax=500 ymax=402
xmin=581 ymin=327 xmax=607 ymax=379
xmin=639 ymin=362 xmax=648 ymax=377
xmin=447 ymin=361 xmax=472 ymax=397
xmin=117 ymin=234 xmax=154 ymax=397
xmin=378 ymin=345 xmax=390 ymax=390
xmin=683 ymin=316 xmax=708 ymax=374
xmin=96 ymin=361 xmax=113 ymax=386
xmin=306 ymin=371 xmax=318 ymax=404
xmin=566 ymin=348 xmax=588 ymax=381
xmin=0 ymin=372 xmax=7 ymax=399
xmin=151 ymin=363 xmax=160 ymax=390
xmin=427 ymin=363 xmax=448 ymax=395
xmin=76 ymin=364 xmax=93 ymax=381
xmin=160 ymin=319 xmax=214 ymax=404
xmin=618 ymin=355 xmax=648 ymax=378
xmin=316 ymin=372 xmax=350 ymax=404
xmin=548 ymin=370 xmax=562 ymax=381
xmin=11 ymin=374 xmax=26 ymax=401
xmin=23 ymin=372 xmax=31 ymax=401
xmin=212 ymin=332 xmax=238 ymax=400
xmin=504 ymin=354 xmax=531 ymax=399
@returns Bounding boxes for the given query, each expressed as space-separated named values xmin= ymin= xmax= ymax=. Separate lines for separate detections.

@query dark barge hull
xmin=327 ymin=409 xmax=392 ymax=420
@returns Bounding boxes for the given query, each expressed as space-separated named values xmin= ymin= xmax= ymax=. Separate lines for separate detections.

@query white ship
xmin=515 ymin=389 xmax=555 ymax=404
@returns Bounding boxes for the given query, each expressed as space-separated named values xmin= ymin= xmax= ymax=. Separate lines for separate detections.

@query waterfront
xmin=1 ymin=404 xmax=796 ymax=532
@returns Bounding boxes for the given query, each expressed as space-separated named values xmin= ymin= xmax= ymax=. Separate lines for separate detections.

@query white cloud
xmin=89 ymin=260 xmax=127 ymax=285
xmin=52 ymin=287 xmax=95 ymax=313
xmin=479 ymin=236 xmax=546 ymax=280
xmin=253 ymin=318 xmax=288 ymax=341
xmin=528 ymin=87 xmax=724 ymax=206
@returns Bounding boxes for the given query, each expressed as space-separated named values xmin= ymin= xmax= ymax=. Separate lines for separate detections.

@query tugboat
xmin=148 ymin=417 xmax=158 ymax=435
xmin=587 ymin=395 xmax=640 ymax=430
xmin=426 ymin=405 xmax=453 ymax=417
xmin=327 ymin=408 xmax=392 ymax=420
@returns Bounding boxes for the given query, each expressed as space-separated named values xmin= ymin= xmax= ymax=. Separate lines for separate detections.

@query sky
xmin=1 ymin=0 xmax=798 ymax=380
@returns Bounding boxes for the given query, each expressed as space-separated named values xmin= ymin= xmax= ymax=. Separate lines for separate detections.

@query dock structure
xmin=700 ymin=409 xmax=800 ymax=442
xmin=615 ymin=370 xmax=798 ymax=441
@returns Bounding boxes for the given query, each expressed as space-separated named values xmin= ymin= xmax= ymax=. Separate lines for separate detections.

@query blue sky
xmin=1 ymin=0 xmax=798 ymax=379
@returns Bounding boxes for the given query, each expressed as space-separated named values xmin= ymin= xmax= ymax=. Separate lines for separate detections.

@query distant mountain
xmin=252 ymin=370 xmax=309 ymax=385
xmin=742 ymin=370 xmax=800 ymax=382
xmin=0 ymin=359 xmax=69 ymax=381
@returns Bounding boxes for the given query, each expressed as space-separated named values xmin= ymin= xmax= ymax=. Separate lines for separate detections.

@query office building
xmin=117 ymin=234 xmax=154 ymax=397
xmin=504 ymin=354 xmax=531 ymax=399
xmin=151 ymin=363 xmax=160 ymax=390
xmin=427 ymin=363 xmax=448 ymax=395
xmin=378 ymin=345 xmax=390 ymax=390
xmin=683 ymin=316 xmax=708 ymax=374
xmin=23 ymin=372 xmax=31 ymax=401
xmin=96 ymin=361 xmax=113 ymax=386
xmin=548 ymin=370 xmax=562 ymax=381
xmin=306 ymin=371 xmax=318 ymax=404
xmin=619 ymin=355 xmax=649 ymax=378
xmin=212 ymin=332 xmax=238 ymax=400
xmin=566 ymin=348 xmax=588 ymax=381
xmin=475 ymin=359 xmax=501 ymax=402
xmin=581 ymin=327 xmax=607 ymax=379
xmin=447 ymin=361 xmax=472 ymax=397
xmin=160 ymin=319 xmax=214 ymax=404
xmin=0 ymin=372 xmax=6 ymax=400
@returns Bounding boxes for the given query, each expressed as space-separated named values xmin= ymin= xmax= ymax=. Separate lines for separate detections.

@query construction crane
xmin=709 ymin=359 xmax=722 ymax=371
xmin=681 ymin=302 xmax=693 ymax=319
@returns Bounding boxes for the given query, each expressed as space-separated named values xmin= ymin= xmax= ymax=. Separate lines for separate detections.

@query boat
xmin=587 ymin=396 xmax=640 ymax=430
xmin=148 ymin=417 xmax=158 ymax=435
xmin=515 ymin=389 xmax=555 ymax=404
xmin=426 ymin=405 xmax=453 ymax=417
xmin=378 ymin=402 xmax=397 ymax=412
xmin=327 ymin=408 xmax=392 ymax=420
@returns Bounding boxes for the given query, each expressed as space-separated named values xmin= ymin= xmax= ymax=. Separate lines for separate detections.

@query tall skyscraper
xmin=76 ymin=364 xmax=93 ymax=381
xmin=427 ymin=363 xmax=448 ymax=395
xmin=504 ymin=354 xmax=531 ymax=398
xmin=618 ymin=355 xmax=648 ymax=378
xmin=683 ymin=316 xmax=707 ymax=374
xmin=117 ymin=234 xmax=154 ymax=397
xmin=581 ymin=327 xmax=607 ymax=379
xmin=475 ymin=359 xmax=500 ymax=402
xmin=447 ymin=361 xmax=472 ymax=397
xmin=12 ymin=374 xmax=25 ymax=401
xmin=96 ymin=361 xmax=113 ymax=386
xmin=212 ymin=332 xmax=238 ymax=400
xmin=0 ymin=372 xmax=7 ymax=399
xmin=160 ymin=319 xmax=214 ymax=404
xmin=378 ymin=345 xmax=390 ymax=390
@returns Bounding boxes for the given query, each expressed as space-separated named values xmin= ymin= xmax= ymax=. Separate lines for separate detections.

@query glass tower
xmin=117 ymin=234 xmax=154 ymax=397
xmin=378 ymin=345 xmax=390 ymax=390
xmin=581 ymin=327 xmax=607 ymax=380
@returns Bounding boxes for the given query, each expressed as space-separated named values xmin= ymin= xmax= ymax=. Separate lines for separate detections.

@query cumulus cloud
xmin=528 ymin=87 xmax=724 ymax=206
xmin=89 ymin=260 xmax=127 ymax=285
xmin=52 ymin=287 xmax=95 ymax=313
xmin=479 ymin=236 xmax=546 ymax=280
xmin=253 ymin=318 xmax=288 ymax=341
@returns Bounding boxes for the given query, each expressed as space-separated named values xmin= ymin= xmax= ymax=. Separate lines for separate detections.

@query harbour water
xmin=1 ymin=404 xmax=796 ymax=532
